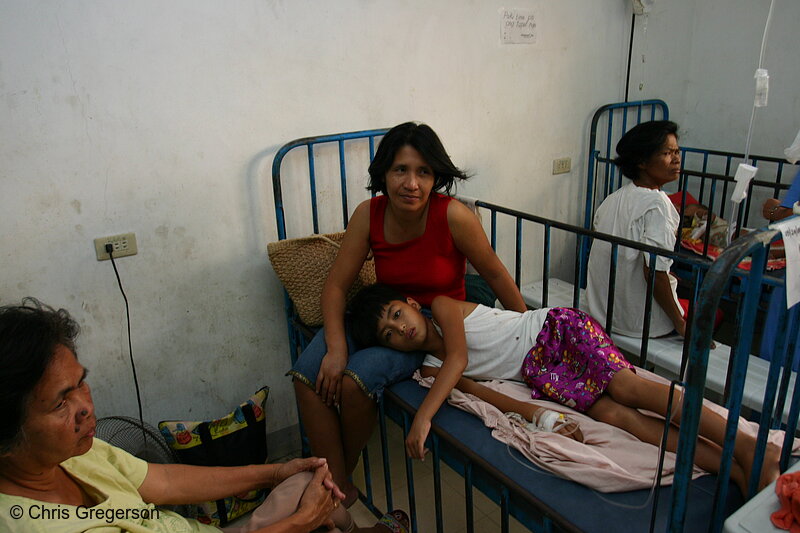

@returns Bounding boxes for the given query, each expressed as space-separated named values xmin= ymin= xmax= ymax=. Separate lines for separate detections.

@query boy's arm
xmin=406 ymin=296 xmax=470 ymax=460
xmin=419 ymin=370 xmax=583 ymax=442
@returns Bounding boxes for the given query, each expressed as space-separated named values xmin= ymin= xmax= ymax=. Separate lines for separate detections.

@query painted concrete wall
xmin=1 ymin=0 xmax=630 ymax=450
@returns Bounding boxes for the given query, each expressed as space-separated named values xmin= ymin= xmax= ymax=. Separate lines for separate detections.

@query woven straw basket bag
xmin=267 ymin=232 xmax=376 ymax=327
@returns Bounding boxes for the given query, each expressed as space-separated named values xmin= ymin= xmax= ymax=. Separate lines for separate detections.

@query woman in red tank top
xmin=291 ymin=122 xmax=526 ymax=504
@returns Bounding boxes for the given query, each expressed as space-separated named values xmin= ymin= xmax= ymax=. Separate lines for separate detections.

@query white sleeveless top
xmin=422 ymin=304 xmax=551 ymax=382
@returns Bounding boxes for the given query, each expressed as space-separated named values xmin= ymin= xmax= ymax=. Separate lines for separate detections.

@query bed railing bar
xmin=338 ymin=140 xmax=349 ymax=229
xmin=702 ymin=177 xmax=720 ymax=257
xmin=604 ymin=243 xmax=618 ymax=335
xmin=639 ymin=254 xmax=657 ymax=368
xmin=515 ymin=217 xmax=522 ymax=287
xmin=573 ymin=234 xmax=585 ymax=305
xmin=432 ymin=437 xmax=444 ymax=533
xmin=774 ymin=160 xmax=786 ymax=196
xmin=773 ymin=330 xmax=794 ymax=431
xmin=621 ymin=109 xmax=629 ymax=141
xmin=742 ymin=179 xmax=755 ymax=228
xmin=584 ymin=151 xmax=599 ymax=232
xmin=401 ymin=411 xmax=419 ymax=533
xmin=680 ymin=146 xmax=789 ymax=164
xmin=674 ymin=185 xmax=688 ymax=255
xmin=491 ymin=210 xmax=497 ymax=251
xmin=464 ymin=462 xmax=475 ymax=533
xmin=680 ymin=266 xmax=704 ymax=380
xmin=604 ymin=115 xmax=614 ymax=198
xmin=501 ymin=486 xmax=510 ymax=533
xmin=649 ymin=379 xmax=682 ymax=533
xmin=542 ymin=224 xmax=551 ymax=307
xmin=378 ymin=400 xmax=394 ymax=512
xmin=307 ymin=145 xmax=320 ymax=234
xmin=359 ymin=444 xmax=377 ymax=511
xmin=720 ymin=158 xmax=732 ymax=220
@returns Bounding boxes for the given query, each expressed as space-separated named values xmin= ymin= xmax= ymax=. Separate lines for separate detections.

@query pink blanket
xmin=413 ymin=369 xmax=796 ymax=493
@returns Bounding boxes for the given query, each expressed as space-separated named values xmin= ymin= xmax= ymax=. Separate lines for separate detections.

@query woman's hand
xmin=316 ymin=349 xmax=347 ymax=406
xmin=271 ymin=458 xmax=346 ymax=500
xmin=405 ymin=416 xmax=432 ymax=460
xmin=294 ymin=465 xmax=341 ymax=531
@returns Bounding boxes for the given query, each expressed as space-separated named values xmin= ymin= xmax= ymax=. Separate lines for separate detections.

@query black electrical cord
xmin=624 ymin=12 xmax=636 ymax=102
xmin=105 ymin=244 xmax=147 ymax=445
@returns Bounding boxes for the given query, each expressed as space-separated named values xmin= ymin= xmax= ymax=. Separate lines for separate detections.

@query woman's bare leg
xmin=293 ymin=380 xmax=355 ymax=505
xmin=339 ymin=375 xmax=377 ymax=491
xmin=604 ymin=369 xmax=780 ymax=490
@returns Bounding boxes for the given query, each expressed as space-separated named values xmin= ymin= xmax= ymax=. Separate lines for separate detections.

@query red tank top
xmin=369 ymin=193 xmax=466 ymax=307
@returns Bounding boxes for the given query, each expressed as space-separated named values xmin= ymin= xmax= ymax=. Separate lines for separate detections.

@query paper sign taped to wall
xmin=772 ymin=216 xmax=800 ymax=309
xmin=500 ymin=8 xmax=537 ymax=44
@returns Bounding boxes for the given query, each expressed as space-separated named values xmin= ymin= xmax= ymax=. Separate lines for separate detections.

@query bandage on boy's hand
xmin=317 ymin=350 xmax=347 ymax=406
xmin=405 ymin=418 xmax=431 ymax=460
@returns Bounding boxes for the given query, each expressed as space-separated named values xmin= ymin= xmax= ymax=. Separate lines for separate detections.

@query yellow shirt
xmin=0 ymin=438 xmax=219 ymax=533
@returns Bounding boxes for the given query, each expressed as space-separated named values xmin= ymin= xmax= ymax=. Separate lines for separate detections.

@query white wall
xmin=629 ymin=0 xmax=800 ymax=157
xmin=0 ymin=0 xmax=630 ymax=447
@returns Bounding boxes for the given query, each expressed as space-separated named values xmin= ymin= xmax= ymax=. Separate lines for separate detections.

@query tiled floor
xmin=346 ymin=420 xmax=530 ymax=533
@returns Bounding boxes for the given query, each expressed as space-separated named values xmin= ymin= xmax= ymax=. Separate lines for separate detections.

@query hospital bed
xmin=269 ymin=126 xmax=798 ymax=533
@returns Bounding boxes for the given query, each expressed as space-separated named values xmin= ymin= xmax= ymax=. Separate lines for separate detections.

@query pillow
xmin=158 ymin=386 xmax=269 ymax=527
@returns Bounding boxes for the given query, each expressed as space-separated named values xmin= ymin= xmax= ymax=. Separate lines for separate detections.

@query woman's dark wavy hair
xmin=367 ymin=122 xmax=470 ymax=196
xmin=614 ymin=120 xmax=679 ymax=180
xmin=0 ymin=298 xmax=80 ymax=453
xmin=348 ymin=283 xmax=408 ymax=349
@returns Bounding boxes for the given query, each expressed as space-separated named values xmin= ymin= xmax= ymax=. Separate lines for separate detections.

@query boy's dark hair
xmin=614 ymin=120 xmax=679 ymax=180
xmin=0 ymin=297 xmax=80 ymax=453
xmin=348 ymin=283 xmax=408 ymax=349
xmin=367 ymin=122 xmax=470 ymax=196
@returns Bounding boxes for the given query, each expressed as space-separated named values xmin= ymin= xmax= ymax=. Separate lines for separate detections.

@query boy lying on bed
xmin=348 ymin=284 xmax=780 ymax=495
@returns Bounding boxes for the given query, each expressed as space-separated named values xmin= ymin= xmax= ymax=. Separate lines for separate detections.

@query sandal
xmin=377 ymin=509 xmax=410 ymax=533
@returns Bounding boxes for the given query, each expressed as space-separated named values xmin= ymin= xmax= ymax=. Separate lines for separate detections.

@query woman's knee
xmin=340 ymin=374 xmax=371 ymax=402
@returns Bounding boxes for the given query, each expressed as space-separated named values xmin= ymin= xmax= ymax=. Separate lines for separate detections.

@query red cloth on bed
xmin=678 ymin=298 xmax=723 ymax=330
xmin=667 ymin=191 xmax=700 ymax=210
xmin=772 ymin=472 xmax=800 ymax=532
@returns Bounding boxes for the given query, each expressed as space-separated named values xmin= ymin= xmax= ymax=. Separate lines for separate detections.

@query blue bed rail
xmin=270 ymin=127 xmax=795 ymax=533
xmin=671 ymin=226 xmax=799 ymax=533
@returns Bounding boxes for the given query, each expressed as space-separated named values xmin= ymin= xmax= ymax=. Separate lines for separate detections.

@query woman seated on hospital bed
xmin=0 ymin=299 xmax=409 ymax=533
xmin=586 ymin=120 xmax=690 ymax=339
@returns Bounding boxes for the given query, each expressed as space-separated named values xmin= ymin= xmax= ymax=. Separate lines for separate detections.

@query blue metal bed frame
xmin=270 ymin=128 xmax=797 ymax=533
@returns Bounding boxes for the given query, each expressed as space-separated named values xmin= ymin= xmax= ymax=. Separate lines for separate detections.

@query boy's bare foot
xmin=741 ymin=442 xmax=782 ymax=495
xmin=758 ymin=443 xmax=782 ymax=492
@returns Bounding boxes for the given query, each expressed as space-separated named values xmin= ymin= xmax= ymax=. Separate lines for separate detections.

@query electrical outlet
xmin=94 ymin=233 xmax=138 ymax=261
xmin=552 ymin=157 xmax=572 ymax=175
